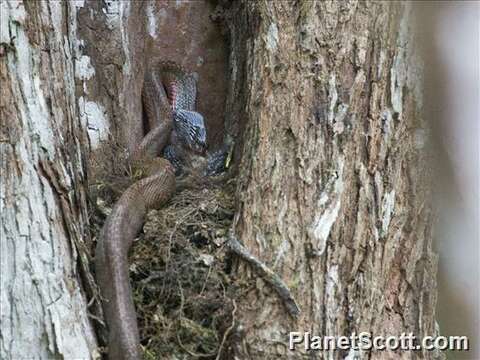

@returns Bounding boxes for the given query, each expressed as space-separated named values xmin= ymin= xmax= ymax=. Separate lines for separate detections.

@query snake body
xmin=95 ymin=62 xmax=205 ymax=359
xmin=95 ymin=61 xmax=299 ymax=360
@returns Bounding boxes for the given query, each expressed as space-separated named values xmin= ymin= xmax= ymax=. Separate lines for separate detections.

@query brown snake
xmin=95 ymin=62 xmax=300 ymax=360
xmin=95 ymin=62 xmax=196 ymax=359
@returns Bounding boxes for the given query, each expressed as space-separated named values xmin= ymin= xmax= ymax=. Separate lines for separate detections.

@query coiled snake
xmin=95 ymin=62 xmax=299 ymax=359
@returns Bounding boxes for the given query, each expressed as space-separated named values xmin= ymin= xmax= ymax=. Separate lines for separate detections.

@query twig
xmin=176 ymin=331 xmax=217 ymax=358
xmin=215 ymin=299 xmax=237 ymax=360
xmin=227 ymin=230 xmax=301 ymax=318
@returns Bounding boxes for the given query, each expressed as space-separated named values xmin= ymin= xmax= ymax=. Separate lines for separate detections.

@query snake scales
xmin=95 ymin=62 xmax=299 ymax=360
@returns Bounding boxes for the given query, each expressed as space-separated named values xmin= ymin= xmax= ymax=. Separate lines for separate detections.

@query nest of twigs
xmin=89 ymin=143 xmax=238 ymax=359
xmin=131 ymin=185 xmax=236 ymax=359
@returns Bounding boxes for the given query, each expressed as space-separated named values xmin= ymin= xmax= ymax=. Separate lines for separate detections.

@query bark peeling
xmin=1 ymin=1 xmax=443 ymax=359
xmin=1 ymin=1 xmax=97 ymax=358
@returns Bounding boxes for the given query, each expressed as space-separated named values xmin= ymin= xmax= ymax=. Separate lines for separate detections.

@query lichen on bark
xmin=220 ymin=1 xmax=442 ymax=359
xmin=1 ymin=1 xmax=97 ymax=358
xmin=1 ymin=1 xmax=443 ymax=359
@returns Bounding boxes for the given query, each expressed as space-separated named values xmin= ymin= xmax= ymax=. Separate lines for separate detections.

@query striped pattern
xmin=174 ymin=110 xmax=207 ymax=152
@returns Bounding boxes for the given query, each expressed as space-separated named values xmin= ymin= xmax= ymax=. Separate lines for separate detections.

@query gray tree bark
xmin=222 ymin=1 xmax=442 ymax=359
xmin=1 ymin=1 xmax=98 ymax=359
xmin=1 ymin=1 xmax=442 ymax=359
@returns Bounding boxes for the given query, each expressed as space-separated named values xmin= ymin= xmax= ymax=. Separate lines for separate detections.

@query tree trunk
xmin=222 ymin=1 xmax=441 ymax=359
xmin=2 ymin=1 xmax=442 ymax=359
xmin=0 ymin=1 xmax=98 ymax=358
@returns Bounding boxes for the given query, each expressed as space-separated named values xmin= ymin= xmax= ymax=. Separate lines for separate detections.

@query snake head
xmin=173 ymin=109 xmax=207 ymax=154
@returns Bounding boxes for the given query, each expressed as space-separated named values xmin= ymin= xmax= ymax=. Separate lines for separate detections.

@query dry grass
xmin=90 ymin=145 xmax=238 ymax=358
xmin=131 ymin=186 xmax=236 ymax=359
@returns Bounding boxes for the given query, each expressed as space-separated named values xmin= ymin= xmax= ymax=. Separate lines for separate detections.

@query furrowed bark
xmin=1 ymin=1 xmax=443 ymax=359
xmin=222 ymin=1 xmax=442 ymax=359
xmin=1 ymin=1 xmax=98 ymax=358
